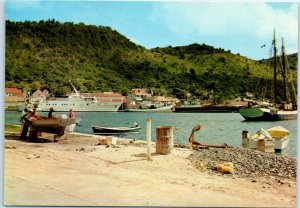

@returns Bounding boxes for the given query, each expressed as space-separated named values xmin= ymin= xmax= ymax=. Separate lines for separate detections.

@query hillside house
xmin=32 ymin=89 xmax=49 ymax=98
xmin=128 ymin=88 xmax=151 ymax=102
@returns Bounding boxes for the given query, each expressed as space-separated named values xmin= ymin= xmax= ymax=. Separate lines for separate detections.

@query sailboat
xmin=239 ymin=30 xmax=297 ymax=121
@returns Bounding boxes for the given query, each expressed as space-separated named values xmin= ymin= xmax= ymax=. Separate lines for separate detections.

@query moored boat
xmin=125 ymin=104 xmax=173 ymax=112
xmin=174 ymin=105 xmax=241 ymax=113
xmin=92 ymin=123 xmax=141 ymax=135
xmin=239 ymin=30 xmax=297 ymax=121
xmin=239 ymin=106 xmax=297 ymax=121
xmin=19 ymin=81 xmax=123 ymax=112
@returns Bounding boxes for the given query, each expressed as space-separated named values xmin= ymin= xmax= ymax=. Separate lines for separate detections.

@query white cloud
xmin=151 ymin=2 xmax=298 ymax=55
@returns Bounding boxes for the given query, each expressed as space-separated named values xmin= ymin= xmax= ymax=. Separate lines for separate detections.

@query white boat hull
xmin=248 ymin=126 xmax=290 ymax=151
xmin=126 ymin=105 xmax=173 ymax=112
xmin=274 ymin=137 xmax=289 ymax=150
xmin=19 ymin=81 xmax=124 ymax=112
xmin=21 ymin=95 xmax=123 ymax=112
xmin=37 ymin=101 xmax=123 ymax=112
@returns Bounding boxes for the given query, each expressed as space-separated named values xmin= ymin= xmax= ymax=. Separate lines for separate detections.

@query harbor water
xmin=5 ymin=111 xmax=297 ymax=157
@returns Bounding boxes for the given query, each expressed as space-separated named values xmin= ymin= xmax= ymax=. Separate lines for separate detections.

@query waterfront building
xmin=5 ymin=88 xmax=26 ymax=109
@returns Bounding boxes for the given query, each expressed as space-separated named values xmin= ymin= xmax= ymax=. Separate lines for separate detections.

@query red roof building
xmin=5 ymin=88 xmax=26 ymax=109
xmin=5 ymin=88 xmax=23 ymax=96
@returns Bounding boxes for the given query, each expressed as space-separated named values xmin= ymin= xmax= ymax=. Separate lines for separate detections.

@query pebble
xmin=189 ymin=147 xmax=296 ymax=181
xmin=26 ymin=153 xmax=40 ymax=159
xmin=76 ymin=147 xmax=85 ymax=151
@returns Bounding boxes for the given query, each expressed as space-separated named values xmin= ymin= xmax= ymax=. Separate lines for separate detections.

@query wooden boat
xmin=239 ymin=30 xmax=297 ymax=121
xmin=30 ymin=117 xmax=76 ymax=135
xmin=248 ymin=126 xmax=290 ymax=151
xmin=92 ymin=123 xmax=141 ymax=135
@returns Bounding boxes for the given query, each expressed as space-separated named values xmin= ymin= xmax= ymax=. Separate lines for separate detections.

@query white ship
xmin=17 ymin=81 xmax=124 ymax=112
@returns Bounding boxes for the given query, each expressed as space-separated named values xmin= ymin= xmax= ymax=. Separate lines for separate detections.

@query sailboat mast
xmin=281 ymin=37 xmax=287 ymax=101
xmin=273 ymin=30 xmax=277 ymax=103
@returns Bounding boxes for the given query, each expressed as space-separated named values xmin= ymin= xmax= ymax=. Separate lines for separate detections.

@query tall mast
xmin=273 ymin=29 xmax=277 ymax=103
xmin=281 ymin=37 xmax=287 ymax=101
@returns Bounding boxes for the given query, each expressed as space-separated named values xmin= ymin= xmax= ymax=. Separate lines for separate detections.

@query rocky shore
xmin=189 ymin=147 xmax=296 ymax=182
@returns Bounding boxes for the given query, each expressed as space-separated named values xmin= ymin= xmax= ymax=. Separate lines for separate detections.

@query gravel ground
xmin=189 ymin=147 xmax=296 ymax=181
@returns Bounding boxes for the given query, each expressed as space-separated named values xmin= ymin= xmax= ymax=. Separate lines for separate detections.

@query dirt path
xmin=4 ymin=133 xmax=296 ymax=207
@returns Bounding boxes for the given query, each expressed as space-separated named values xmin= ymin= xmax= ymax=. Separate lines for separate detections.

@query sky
xmin=5 ymin=0 xmax=299 ymax=60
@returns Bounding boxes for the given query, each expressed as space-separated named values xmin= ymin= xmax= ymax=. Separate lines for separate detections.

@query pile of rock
xmin=189 ymin=147 xmax=296 ymax=180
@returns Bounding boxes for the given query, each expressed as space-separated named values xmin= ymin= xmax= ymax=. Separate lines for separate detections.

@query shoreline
xmin=4 ymin=131 xmax=296 ymax=207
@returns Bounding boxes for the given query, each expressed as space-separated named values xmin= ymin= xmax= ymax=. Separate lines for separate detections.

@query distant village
xmin=5 ymin=87 xmax=180 ymax=111
xmin=5 ymin=87 xmax=249 ymax=111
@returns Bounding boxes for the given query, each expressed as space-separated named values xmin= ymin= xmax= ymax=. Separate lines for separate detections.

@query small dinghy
xmin=266 ymin=126 xmax=290 ymax=150
xmin=249 ymin=126 xmax=290 ymax=151
xmin=92 ymin=122 xmax=141 ymax=135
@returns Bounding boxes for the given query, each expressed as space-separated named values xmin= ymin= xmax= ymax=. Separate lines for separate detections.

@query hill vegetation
xmin=5 ymin=20 xmax=297 ymax=103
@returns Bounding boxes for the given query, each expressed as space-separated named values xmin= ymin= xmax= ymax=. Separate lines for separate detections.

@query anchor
xmin=188 ymin=124 xmax=229 ymax=149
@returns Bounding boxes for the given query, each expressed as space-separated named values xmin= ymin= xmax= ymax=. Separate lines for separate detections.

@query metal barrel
xmin=156 ymin=126 xmax=174 ymax=155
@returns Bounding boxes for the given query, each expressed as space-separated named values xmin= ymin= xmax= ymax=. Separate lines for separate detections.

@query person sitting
xmin=29 ymin=108 xmax=42 ymax=121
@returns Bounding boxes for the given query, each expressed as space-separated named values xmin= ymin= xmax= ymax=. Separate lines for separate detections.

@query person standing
xmin=20 ymin=107 xmax=28 ymax=119
xmin=20 ymin=108 xmax=31 ymax=140
xmin=68 ymin=109 xmax=76 ymax=132
xmin=48 ymin=107 xmax=54 ymax=118
xmin=69 ymin=109 xmax=75 ymax=119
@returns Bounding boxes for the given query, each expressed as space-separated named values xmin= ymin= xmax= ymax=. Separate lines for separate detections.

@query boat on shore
xmin=30 ymin=116 xmax=76 ymax=136
xmin=92 ymin=123 xmax=141 ymax=135
xmin=239 ymin=30 xmax=297 ymax=121
xmin=267 ymin=126 xmax=290 ymax=150
xmin=248 ymin=126 xmax=290 ymax=151
xmin=18 ymin=81 xmax=123 ymax=112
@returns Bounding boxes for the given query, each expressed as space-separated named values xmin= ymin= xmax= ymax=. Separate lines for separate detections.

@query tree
xmin=30 ymin=81 xmax=41 ymax=91
xmin=56 ymin=86 xmax=70 ymax=96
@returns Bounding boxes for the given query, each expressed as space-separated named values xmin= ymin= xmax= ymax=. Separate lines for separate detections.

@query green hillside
xmin=5 ymin=20 xmax=297 ymax=103
xmin=287 ymin=53 xmax=298 ymax=70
